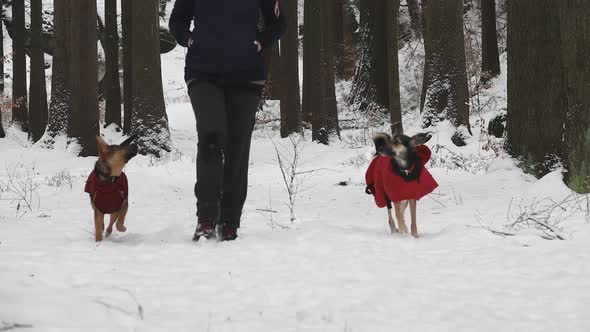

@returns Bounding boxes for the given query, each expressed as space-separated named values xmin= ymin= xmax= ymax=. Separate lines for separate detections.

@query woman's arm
xmin=169 ymin=0 xmax=195 ymax=47
xmin=257 ymin=0 xmax=287 ymax=50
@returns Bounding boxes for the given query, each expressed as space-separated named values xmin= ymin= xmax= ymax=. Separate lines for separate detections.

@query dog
xmin=365 ymin=132 xmax=438 ymax=238
xmin=85 ymin=135 xmax=138 ymax=242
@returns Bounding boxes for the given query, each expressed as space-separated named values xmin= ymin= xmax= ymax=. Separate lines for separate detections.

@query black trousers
xmin=188 ymin=80 xmax=260 ymax=228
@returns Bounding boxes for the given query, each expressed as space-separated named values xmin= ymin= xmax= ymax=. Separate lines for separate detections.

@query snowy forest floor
xmin=2 ymin=8 xmax=590 ymax=330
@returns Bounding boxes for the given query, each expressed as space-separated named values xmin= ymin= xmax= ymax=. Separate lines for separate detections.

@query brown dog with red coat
xmin=85 ymin=135 xmax=138 ymax=242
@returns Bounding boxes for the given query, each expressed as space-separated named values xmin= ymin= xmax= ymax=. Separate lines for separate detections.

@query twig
xmin=0 ymin=323 xmax=33 ymax=331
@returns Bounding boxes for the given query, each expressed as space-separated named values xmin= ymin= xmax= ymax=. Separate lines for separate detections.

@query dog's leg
xmin=115 ymin=200 xmax=128 ymax=232
xmin=387 ymin=208 xmax=398 ymax=234
xmin=409 ymin=199 xmax=419 ymax=238
xmin=106 ymin=212 xmax=118 ymax=238
xmin=94 ymin=209 xmax=105 ymax=242
xmin=394 ymin=201 xmax=408 ymax=234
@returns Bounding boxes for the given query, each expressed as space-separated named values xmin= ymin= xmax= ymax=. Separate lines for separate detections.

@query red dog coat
xmin=84 ymin=170 xmax=129 ymax=214
xmin=365 ymin=145 xmax=438 ymax=207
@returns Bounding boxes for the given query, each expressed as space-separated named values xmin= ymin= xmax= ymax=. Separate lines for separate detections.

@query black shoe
xmin=193 ymin=217 xmax=217 ymax=241
xmin=218 ymin=224 xmax=238 ymax=242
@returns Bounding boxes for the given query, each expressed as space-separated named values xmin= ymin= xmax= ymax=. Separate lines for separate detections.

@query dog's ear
xmin=373 ymin=132 xmax=393 ymax=156
xmin=410 ymin=133 xmax=432 ymax=147
xmin=96 ymin=135 xmax=109 ymax=157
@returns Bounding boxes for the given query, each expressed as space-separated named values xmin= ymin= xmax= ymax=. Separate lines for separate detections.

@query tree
xmin=407 ymin=0 xmax=422 ymax=37
xmin=302 ymin=0 xmax=321 ymax=123
xmin=104 ymin=0 xmax=122 ymax=128
xmin=127 ymin=0 xmax=171 ymax=155
xmin=28 ymin=0 xmax=48 ymax=143
xmin=559 ymin=0 xmax=590 ymax=193
xmin=421 ymin=0 xmax=471 ymax=137
xmin=67 ymin=0 xmax=99 ymax=156
xmin=481 ymin=0 xmax=500 ymax=79
xmin=279 ymin=0 xmax=302 ymax=137
xmin=506 ymin=0 xmax=564 ymax=177
xmin=122 ymin=0 xmax=133 ymax=133
xmin=265 ymin=45 xmax=281 ymax=100
xmin=316 ymin=0 xmax=339 ymax=144
xmin=0 ymin=10 xmax=5 ymax=139
xmin=47 ymin=0 xmax=71 ymax=144
xmin=12 ymin=0 xmax=28 ymax=130
xmin=350 ymin=0 xmax=402 ymax=134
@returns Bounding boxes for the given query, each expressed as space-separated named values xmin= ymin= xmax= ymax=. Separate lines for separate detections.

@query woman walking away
xmin=169 ymin=0 xmax=286 ymax=241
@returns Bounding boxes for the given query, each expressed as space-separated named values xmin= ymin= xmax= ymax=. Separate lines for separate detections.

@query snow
xmin=1 ymin=2 xmax=590 ymax=331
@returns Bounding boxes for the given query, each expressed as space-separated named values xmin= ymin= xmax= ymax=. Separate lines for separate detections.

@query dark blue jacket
xmin=169 ymin=0 xmax=286 ymax=84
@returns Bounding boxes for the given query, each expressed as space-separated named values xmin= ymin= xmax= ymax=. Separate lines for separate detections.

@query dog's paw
xmin=116 ymin=224 xmax=127 ymax=232
xmin=398 ymin=224 xmax=408 ymax=234
xmin=105 ymin=227 xmax=113 ymax=237
xmin=411 ymin=231 xmax=419 ymax=239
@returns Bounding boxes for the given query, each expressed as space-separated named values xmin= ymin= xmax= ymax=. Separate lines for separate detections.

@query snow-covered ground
xmin=2 ymin=3 xmax=590 ymax=331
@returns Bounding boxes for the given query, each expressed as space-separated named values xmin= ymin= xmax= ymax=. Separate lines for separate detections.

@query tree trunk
xmin=407 ymin=0 xmax=422 ymax=38
xmin=122 ymin=0 xmax=133 ymax=133
xmin=333 ymin=0 xmax=345 ymax=80
xmin=128 ymin=0 xmax=171 ymax=155
xmin=104 ymin=0 xmax=122 ymax=128
xmin=265 ymin=45 xmax=281 ymax=100
xmin=47 ymin=0 xmax=71 ymax=144
xmin=481 ymin=0 xmax=500 ymax=79
xmin=318 ymin=0 xmax=339 ymax=143
xmin=560 ymin=0 xmax=590 ymax=193
xmin=279 ymin=0 xmax=301 ymax=138
xmin=302 ymin=0 xmax=321 ymax=124
xmin=350 ymin=0 xmax=402 ymax=134
xmin=12 ymin=0 xmax=28 ymax=130
xmin=28 ymin=0 xmax=48 ymax=142
xmin=0 ymin=9 xmax=5 ymax=139
xmin=67 ymin=0 xmax=99 ymax=156
xmin=386 ymin=0 xmax=402 ymax=135
xmin=506 ymin=0 xmax=564 ymax=177
xmin=340 ymin=1 xmax=357 ymax=80
xmin=421 ymin=0 xmax=471 ymax=133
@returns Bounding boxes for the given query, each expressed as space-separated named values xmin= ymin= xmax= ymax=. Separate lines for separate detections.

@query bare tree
xmin=122 ymin=0 xmax=133 ymax=133
xmin=28 ymin=0 xmax=48 ymax=142
xmin=104 ymin=0 xmax=122 ymax=128
xmin=407 ymin=0 xmax=422 ymax=37
xmin=0 ymin=10 xmax=5 ymax=139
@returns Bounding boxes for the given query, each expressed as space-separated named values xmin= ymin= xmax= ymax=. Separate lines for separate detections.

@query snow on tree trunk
xmin=128 ymin=0 xmax=171 ymax=156
xmin=421 ymin=0 xmax=471 ymax=136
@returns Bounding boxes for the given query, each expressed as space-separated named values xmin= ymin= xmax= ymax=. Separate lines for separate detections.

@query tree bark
xmin=421 ymin=0 xmax=471 ymax=133
xmin=128 ymin=0 xmax=171 ymax=155
xmin=481 ymin=0 xmax=500 ymax=79
xmin=67 ymin=0 xmax=99 ymax=156
xmin=12 ymin=0 xmax=28 ymax=130
xmin=104 ymin=0 xmax=122 ymax=128
xmin=28 ymin=0 xmax=48 ymax=142
xmin=279 ymin=0 xmax=301 ymax=138
xmin=559 ymin=0 xmax=590 ymax=193
xmin=47 ymin=0 xmax=71 ymax=144
xmin=506 ymin=0 xmax=564 ymax=177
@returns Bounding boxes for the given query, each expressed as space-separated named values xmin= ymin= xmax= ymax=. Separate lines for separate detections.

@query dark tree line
xmin=3 ymin=0 xmax=171 ymax=157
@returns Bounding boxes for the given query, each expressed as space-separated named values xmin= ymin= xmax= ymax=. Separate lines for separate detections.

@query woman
xmin=170 ymin=0 xmax=286 ymax=241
